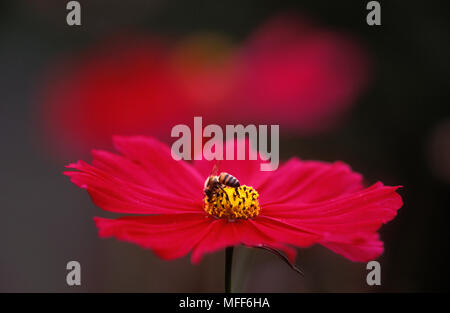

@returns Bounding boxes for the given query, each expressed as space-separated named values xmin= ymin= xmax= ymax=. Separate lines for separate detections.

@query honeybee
xmin=204 ymin=163 xmax=240 ymax=199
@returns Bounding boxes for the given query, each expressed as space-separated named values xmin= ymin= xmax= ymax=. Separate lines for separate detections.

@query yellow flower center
xmin=204 ymin=185 xmax=260 ymax=220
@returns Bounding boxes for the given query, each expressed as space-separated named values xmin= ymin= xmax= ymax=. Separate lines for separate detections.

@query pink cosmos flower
xmin=39 ymin=15 xmax=370 ymax=158
xmin=38 ymin=36 xmax=189 ymax=156
xmin=64 ymin=136 xmax=402 ymax=264
xmin=232 ymin=15 xmax=370 ymax=133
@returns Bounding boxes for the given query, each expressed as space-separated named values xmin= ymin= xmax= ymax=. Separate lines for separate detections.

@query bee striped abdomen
xmin=219 ymin=172 xmax=240 ymax=187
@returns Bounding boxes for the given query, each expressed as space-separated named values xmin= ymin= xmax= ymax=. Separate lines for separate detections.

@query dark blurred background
xmin=1 ymin=0 xmax=449 ymax=292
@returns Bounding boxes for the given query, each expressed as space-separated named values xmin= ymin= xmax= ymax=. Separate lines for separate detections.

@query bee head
xmin=204 ymin=176 xmax=211 ymax=189
xmin=204 ymin=176 xmax=219 ymax=188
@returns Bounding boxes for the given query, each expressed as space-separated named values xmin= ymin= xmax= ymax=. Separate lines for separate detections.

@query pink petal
xmin=113 ymin=136 xmax=204 ymax=198
xmin=321 ymin=233 xmax=383 ymax=262
xmin=259 ymin=158 xmax=363 ymax=205
xmin=94 ymin=213 xmax=211 ymax=260
xmin=261 ymin=184 xmax=403 ymax=261
xmin=191 ymin=218 xmax=305 ymax=264
xmin=248 ymin=217 xmax=321 ymax=248
xmin=64 ymin=136 xmax=205 ymax=214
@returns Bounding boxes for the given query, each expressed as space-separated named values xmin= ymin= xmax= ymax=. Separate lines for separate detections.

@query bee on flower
xmin=65 ymin=136 xmax=402 ymax=267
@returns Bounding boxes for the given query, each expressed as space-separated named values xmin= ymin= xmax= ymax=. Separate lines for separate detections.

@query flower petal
xmin=113 ymin=135 xmax=204 ymax=198
xmin=248 ymin=217 xmax=321 ymax=248
xmin=94 ymin=213 xmax=211 ymax=260
xmin=64 ymin=136 xmax=206 ymax=214
xmin=190 ymin=218 xmax=303 ymax=264
xmin=321 ymin=233 xmax=383 ymax=262
xmin=261 ymin=184 xmax=403 ymax=261
xmin=259 ymin=158 xmax=363 ymax=205
xmin=64 ymin=163 xmax=201 ymax=214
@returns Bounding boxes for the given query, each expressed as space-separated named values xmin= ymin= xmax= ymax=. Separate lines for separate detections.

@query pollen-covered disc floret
xmin=204 ymin=185 xmax=260 ymax=219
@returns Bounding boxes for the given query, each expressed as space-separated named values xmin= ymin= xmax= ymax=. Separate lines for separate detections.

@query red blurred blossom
xmin=231 ymin=15 xmax=370 ymax=132
xmin=39 ymin=14 xmax=370 ymax=156
xmin=38 ymin=36 xmax=188 ymax=155
xmin=64 ymin=136 xmax=402 ymax=264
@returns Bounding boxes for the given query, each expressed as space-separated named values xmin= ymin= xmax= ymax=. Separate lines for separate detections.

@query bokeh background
xmin=1 ymin=0 xmax=449 ymax=292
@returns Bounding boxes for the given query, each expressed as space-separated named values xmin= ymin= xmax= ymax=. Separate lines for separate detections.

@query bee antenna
xmin=211 ymin=159 xmax=222 ymax=176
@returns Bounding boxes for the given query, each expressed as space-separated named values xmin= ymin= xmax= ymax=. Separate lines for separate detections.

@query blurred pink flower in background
xmin=37 ymin=14 xmax=371 ymax=156
xmin=232 ymin=15 xmax=370 ymax=132
xmin=38 ymin=36 xmax=188 ymax=156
